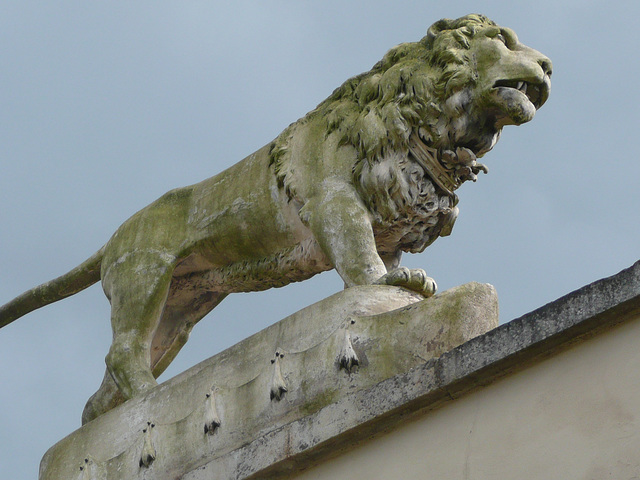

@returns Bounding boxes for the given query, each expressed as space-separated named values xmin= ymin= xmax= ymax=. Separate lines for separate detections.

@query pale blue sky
xmin=1 ymin=1 xmax=639 ymax=478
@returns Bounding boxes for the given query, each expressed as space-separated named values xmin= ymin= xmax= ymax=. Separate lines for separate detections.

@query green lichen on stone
xmin=300 ymin=386 xmax=340 ymax=417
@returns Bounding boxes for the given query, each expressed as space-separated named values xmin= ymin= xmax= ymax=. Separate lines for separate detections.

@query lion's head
xmin=424 ymin=15 xmax=552 ymax=153
xmin=318 ymin=14 xmax=552 ymax=166
xmin=271 ymin=14 xmax=551 ymax=253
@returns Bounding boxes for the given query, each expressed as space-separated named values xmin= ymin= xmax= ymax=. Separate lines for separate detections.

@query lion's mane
xmin=270 ymin=14 xmax=497 ymax=253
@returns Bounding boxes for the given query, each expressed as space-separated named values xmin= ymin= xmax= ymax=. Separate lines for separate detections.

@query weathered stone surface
xmin=39 ymin=282 xmax=498 ymax=480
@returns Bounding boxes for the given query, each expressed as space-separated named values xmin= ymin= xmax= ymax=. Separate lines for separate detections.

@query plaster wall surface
xmin=294 ymin=311 xmax=640 ymax=480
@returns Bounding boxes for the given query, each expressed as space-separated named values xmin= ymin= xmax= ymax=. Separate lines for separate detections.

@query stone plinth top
xmin=39 ymin=282 xmax=498 ymax=480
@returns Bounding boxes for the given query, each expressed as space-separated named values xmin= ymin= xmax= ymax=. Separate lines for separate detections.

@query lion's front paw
xmin=374 ymin=267 xmax=437 ymax=297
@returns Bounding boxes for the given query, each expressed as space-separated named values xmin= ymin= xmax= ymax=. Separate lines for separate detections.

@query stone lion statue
xmin=0 ymin=14 xmax=551 ymax=423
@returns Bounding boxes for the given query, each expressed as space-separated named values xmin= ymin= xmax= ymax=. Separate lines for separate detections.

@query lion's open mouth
xmin=489 ymin=77 xmax=550 ymax=126
xmin=493 ymin=79 xmax=546 ymax=109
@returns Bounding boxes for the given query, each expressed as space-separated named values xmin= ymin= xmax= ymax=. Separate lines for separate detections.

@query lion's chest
xmin=356 ymin=152 xmax=457 ymax=254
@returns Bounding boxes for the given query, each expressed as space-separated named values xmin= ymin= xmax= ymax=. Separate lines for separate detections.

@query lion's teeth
xmin=516 ymin=81 xmax=524 ymax=91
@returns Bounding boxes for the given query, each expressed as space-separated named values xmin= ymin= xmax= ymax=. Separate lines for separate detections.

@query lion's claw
xmin=375 ymin=267 xmax=437 ymax=297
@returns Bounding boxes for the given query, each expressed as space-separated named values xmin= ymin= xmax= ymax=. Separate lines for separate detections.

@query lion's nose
xmin=539 ymin=57 xmax=552 ymax=77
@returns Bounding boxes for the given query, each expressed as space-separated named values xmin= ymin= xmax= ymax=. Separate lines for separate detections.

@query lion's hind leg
xmin=81 ymin=291 xmax=227 ymax=424
xmin=82 ymin=368 xmax=126 ymax=424
xmin=150 ymin=291 xmax=228 ymax=378
xmin=102 ymin=255 xmax=176 ymax=400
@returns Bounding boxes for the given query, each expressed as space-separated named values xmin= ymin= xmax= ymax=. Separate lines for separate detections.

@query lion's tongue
xmin=492 ymin=87 xmax=536 ymax=126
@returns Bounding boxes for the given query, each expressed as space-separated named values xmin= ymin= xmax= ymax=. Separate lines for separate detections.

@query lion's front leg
xmin=374 ymin=266 xmax=437 ymax=297
xmin=302 ymin=183 xmax=386 ymax=287
xmin=378 ymin=251 xmax=437 ymax=297
xmin=301 ymin=182 xmax=436 ymax=297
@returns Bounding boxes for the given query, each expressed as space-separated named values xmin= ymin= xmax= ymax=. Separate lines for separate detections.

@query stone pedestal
xmin=39 ymin=283 xmax=498 ymax=480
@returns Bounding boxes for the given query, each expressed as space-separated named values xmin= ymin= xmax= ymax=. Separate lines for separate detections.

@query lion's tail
xmin=0 ymin=247 xmax=104 ymax=328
